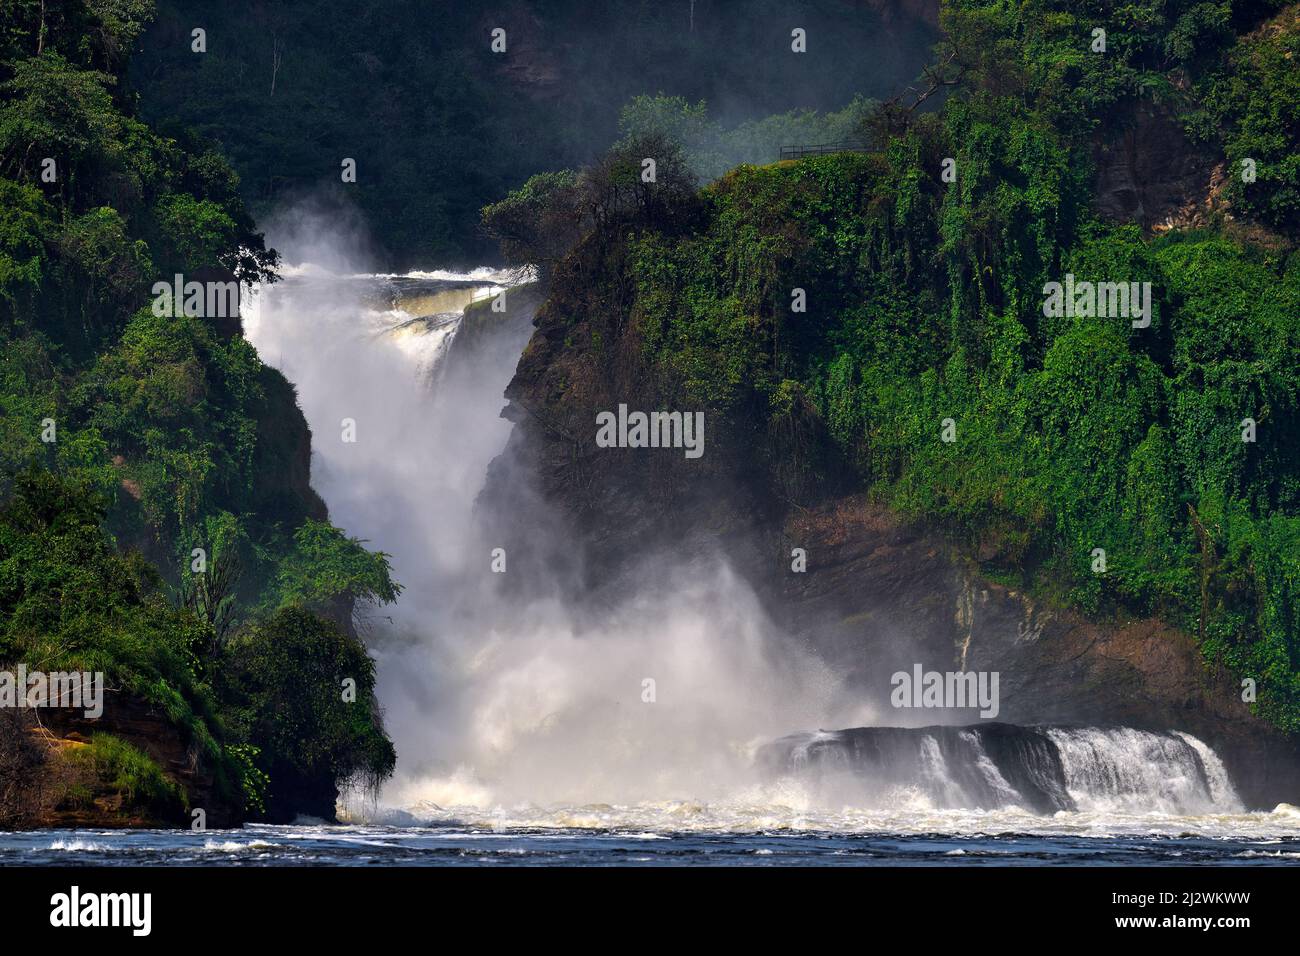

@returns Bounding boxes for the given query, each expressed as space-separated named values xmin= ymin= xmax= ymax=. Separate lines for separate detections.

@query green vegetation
xmin=483 ymin=133 xmax=700 ymax=279
xmin=220 ymin=607 xmax=395 ymax=802
xmin=481 ymin=171 xmax=586 ymax=278
xmin=617 ymin=94 xmax=879 ymax=180
xmin=0 ymin=470 xmax=219 ymax=755
xmin=69 ymin=732 xmax=188 ymax=818
xmin=482 ymin=96 xmax=879 ymax=276
xmin=522 ymin=0 xmax=1300 ymax=730
xmin=0 ymin=1 xmax=399 ymax=820
xmin=1191 ymin=7 xmax=1300 ymax=231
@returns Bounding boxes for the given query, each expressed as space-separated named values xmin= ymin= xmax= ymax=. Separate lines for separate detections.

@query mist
xmin=135 ymin=0 xmax=940 ymax=268
xmin=243 ymin=208 xmax=871 ymax=816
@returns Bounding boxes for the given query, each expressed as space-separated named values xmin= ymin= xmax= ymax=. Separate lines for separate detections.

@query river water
xmin=6 ymin=808 xmax=1300 ymax=865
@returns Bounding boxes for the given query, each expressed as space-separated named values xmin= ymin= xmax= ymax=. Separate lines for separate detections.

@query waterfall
xmin=242 ymin=266 xmax=518 ymax=596
xmin=761 ymin=724 xmax=1244 ymax=814
xmin=239 ymin=234 xmax=1248 ymax=820
xmin=241 ymin=256 xmax=871 ymax=812
xmin=1046 ymin=727 xmax=1242 ymax=814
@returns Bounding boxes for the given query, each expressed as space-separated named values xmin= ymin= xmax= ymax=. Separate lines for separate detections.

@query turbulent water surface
xmin=5 ymin=807 xmax=1300 ymax=866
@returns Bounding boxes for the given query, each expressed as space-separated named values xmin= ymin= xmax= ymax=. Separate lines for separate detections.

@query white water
xmin=242 ymin=226 xmax=1293 ymax=838
xmin=242 ymin=232 xmax=870 ymax=817
xmin=380 ymin=798 xmax=1300 ymax=841
xmin=1048 ymin=727 xmax=1242 ymax=815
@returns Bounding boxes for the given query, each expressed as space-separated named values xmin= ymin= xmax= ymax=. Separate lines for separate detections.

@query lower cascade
xmin=759 ymin=724 xmax=1243 ymax=815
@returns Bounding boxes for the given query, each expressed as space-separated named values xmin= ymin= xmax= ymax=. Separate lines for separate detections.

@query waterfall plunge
xmin=241 ymin=216 xmax=1246 ymax=820
xmin=242 ymin=255 xmax=871 ymax=813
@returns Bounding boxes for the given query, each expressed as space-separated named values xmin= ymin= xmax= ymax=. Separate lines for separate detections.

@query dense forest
xmin=0 ymin=0 xmax=398 ymax=824
xmin=129 ymin=0 xmax=937 ymax=266
xmin=485 ymin=0 xmax=1300 ymax=730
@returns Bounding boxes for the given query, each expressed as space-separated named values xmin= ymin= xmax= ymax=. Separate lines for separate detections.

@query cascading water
xmin=761 ymin=725 xmax=1244 ymax=815
xmin=1048 ymin=727 xmax=1241 ymax=814
xmin=241 ymin=243 xmax=869 ymax=816
xmin=237 ymin=220 xmax=1282 ymax=841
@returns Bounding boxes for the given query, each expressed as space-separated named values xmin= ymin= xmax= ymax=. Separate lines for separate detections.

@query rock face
xmin=3 ymin=692 xmax=241 ymax=829
xmin=1092 ymin=102 xmax=1220 ymax=230
xmin=774 ymin=497 xmax=1300 ymax=809
xmin=482 ymin=256 xmax=1300 ymax=813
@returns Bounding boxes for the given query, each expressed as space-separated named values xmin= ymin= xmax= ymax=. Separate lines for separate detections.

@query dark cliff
xmin=486 ymin=292 xmax=1300 ymax=808
xmin=480 ymin=76 xmax=1300 ymax=807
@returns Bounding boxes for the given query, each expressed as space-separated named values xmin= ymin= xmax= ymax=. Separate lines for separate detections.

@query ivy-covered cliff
xmin=484 ymin=0 xmax=1300 ymax=792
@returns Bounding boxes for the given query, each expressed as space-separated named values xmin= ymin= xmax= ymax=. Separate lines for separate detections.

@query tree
xmin=273 ymin=519 xmax=401 ymax=629
xmin=582 ymin=132 xmax=698 ymax=231
xmin=480 ymin=169 xmax=587 ymax=278
xmin=220 ymin=606 xmax=396 ymax=817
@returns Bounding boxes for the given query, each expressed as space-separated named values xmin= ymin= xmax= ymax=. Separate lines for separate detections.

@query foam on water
xmin=351 ymin=794 xmax=1300 ymax=842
